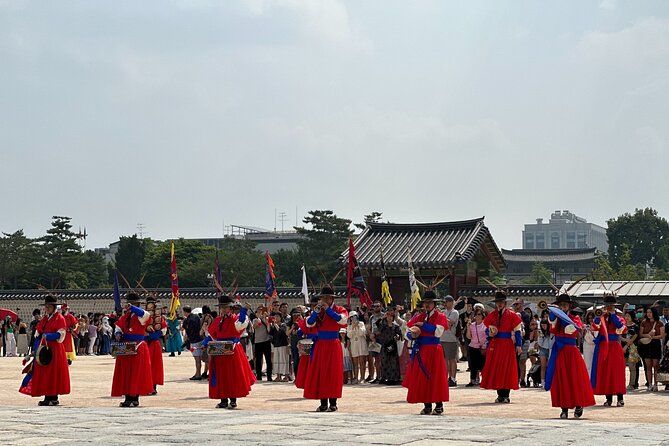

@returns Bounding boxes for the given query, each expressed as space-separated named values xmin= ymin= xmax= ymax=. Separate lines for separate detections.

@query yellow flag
xmin=408 ymin=251 xmax=421 ymax=310
xmin=381 ymin=279 xmax=393 ymax=306
xmin=168 ymin=241 xmax=180 ymax=320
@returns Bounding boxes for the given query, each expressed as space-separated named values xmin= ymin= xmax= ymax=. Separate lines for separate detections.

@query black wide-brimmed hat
xmin=125 ymin=292 xmax=143 ymax=304
xmin=43 ymin=295 xmax=61 ymax=306
xmin=493 ymin=291 xmax=508 ymax=302
xmin=218 ymin=295 xmax=234 ymax=307
xmin=552 ymin=293 xmax=574 ymax=305
xmin=422 ymin=290 xmax=441 ymax=302
xmin=603 ymin=293 xmax=618 ymax=305
xmin=318 ymin=285 xmax=336 ymax=298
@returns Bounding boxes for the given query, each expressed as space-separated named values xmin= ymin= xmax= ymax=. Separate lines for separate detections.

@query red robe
xmin=402 ymin=309 xmax=449 ymax=404
xmin=20 ymin=313 xmax=71 ymax=397
xmin=207 ymin=313 xmax=256 ymax=399
xmin=111 ymin=308 xmax=154 ymax=397
xmin=547 ymin=315 xmax=595 ymax=408
xmin=294 ymin=318 xmax=317 ymax=389
xmin=147 ymin=317 xmax=167 ymax=387
xmin=303 ymin=304 xmax=348 ymax=400
xmin=63 ymin=312 xmax=78 ymax=361
xmin=593 ymin=312 xmax=627 ymax=395
xmin=480 ymin=307 xmax=522 ymax=390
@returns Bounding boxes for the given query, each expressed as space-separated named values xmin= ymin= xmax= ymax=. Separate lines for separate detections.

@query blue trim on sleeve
xmin=325 ymin=307 xmax=341 ymax=322
xmin=148 ymin=330 xmax=162 ymax=341
xmin=129 ymin=305 xmax=145 ymax=317
xmin=202 ymin=335 xmax=212 ymax=347
xmin=548 ymin=312 xmax=557 ymax=321
xmin=239 ymin=308 xmax=248 ymax=323
xmin=514 ymin=331 xmax=523 ymax=347
xmin=307 ymin=311 xmax=318 ymax=325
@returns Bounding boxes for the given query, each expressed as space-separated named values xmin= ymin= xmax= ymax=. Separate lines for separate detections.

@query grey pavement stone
xmin=2 ymin=406 xmax=668 ymax=445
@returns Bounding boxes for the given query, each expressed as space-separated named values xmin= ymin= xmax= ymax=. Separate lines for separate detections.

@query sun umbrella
xmin=0 ymin=308 xmax=18 ymax=322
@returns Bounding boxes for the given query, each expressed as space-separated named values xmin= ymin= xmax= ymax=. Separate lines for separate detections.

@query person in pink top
xmin=466 ymin=307 xmax=488 ymax=387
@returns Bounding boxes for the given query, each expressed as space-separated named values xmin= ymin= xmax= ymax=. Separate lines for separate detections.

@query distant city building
xmin=522 ymin=210 xmax=608 ymax=252
xmin=502 ymin=248 xmax=599 ymax=285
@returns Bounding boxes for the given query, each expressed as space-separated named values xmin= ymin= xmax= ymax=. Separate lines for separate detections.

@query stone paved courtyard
xmin=2 ymin=355 xmax=668 ymax=445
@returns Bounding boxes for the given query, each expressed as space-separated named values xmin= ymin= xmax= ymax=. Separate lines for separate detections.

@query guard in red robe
xmin=111 ymin=292 xmax=154 ymax=407
xmin=303 ymin=285 xmax=348 ymax=412
xmin=19 ymin=294 xmax=71 ymax=406
xmin=145 ymin=295 xmax=167 ymax=395
xmin=202 ymin=294 xmax=256 ymax=408
xmin=545 ymin=294 xmax=595 ymax=419
xmin=402 ymin=290 xmax=449 ymax=415
xmin=592 ymin=293 xmax=627 ymax=406
xmin=61 ymin=304 xmax=78 ymax=363
xmin=480 ymin=291 xmax=523 ymax=403
xmin=295 ymin=295 xmax=318 ymax=390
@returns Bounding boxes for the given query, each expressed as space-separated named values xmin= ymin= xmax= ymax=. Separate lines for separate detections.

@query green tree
xmin=113 ymin=235 xmax=147 ymax=284
xmin=354 ymin=211 xmax=383 ymax=231
xmin=523 ymin=262 xmax=556 ymax=285
xmin=295 ymin=210 xmax=353 ymax=282
xmin=607 ymin=208 xmax=669 ymax=270
xmin=0 ymin=230 xmax=36 ymax=289
xmin=40 ymin=216 xmax=83 ymax=288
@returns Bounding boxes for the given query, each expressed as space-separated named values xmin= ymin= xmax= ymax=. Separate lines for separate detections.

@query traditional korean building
xmin=561 ymin=281 xmax=669 ymax=307
xmin=346 ymin=218 xmax=506 ymax=305
xmin=502 ymin=247 xmax=599 ymax=285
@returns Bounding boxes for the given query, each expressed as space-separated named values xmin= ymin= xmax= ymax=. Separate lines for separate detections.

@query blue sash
xmin=410 ymin=336 xmax=440 ymax=379
xmin=122 ymin=334 xmax=145 ymax=342
xmin=591 ymin=334 xmax=605 ymax=389
xmin=544 ymin=336 xmax=577 ymax=391
xmin=310 ymin=330 xmax=338 ymax=362
xmin=607 ymin=334 xmax=620 ymax=342
xmin=495 ymin=332 xmax=512 ymax=339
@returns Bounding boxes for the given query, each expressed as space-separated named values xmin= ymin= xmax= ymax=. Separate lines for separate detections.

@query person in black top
xmin=29 ymin=309 xmax=41 ymax=355
xmin=182 ymin=306 xmax=204 ymax=380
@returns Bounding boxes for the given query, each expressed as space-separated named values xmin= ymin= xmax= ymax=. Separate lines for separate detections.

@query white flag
xmin=301 ymin=265 xmax=309 ymax=304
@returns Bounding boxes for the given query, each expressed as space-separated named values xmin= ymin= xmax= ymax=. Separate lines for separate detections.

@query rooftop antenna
xmin=278 ymin=211 xmax=288 ymax=233
xmin=137 ymin=223 xmax=146 ymax=239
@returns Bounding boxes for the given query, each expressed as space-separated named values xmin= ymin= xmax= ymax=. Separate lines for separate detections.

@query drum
xmin=36 ymin=344 xmax=52 ymax=366
xmin=207 ymin=341 xmax=235 ymax=356
xmin=111 ymin=341 xmax=138 ymax=357
xmin=298 ymin=339 xmax=314 ymax=356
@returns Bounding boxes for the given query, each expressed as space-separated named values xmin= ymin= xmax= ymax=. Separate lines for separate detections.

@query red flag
xmin=264 ymin=251 xmax=278 ymax=305
xmin=347 ymin=238 xmax=373 ymax=308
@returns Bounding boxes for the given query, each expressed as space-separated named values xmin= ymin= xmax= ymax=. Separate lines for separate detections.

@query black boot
xmin=317 ymin=399 xmax=328 ymax=412
xmin=217 ymin=398 xmax=229 ymax=409
xmin=574 ymin=406 xmax=583 ymax=418
xmin=616 ymin=394 xmax=624 ymax=407
xmin=433 ymin=402 xmax=444 ymax=415
xmin=229 ymin=398 xmax=237 ymax=409
xmin=420 ymin=403 xmax=432 ymax=415
xmin=327 ymin=398 xmax=338 ymax=412
xmin=560 ymin=408 xmax=568 ymax=419
xmin=603 ymin=395 xmax=613 ymax=406
xmin=131 ymin=395 xmax=139 ymax=407
xmin=119 ymin=396 xmax=132 ymax=407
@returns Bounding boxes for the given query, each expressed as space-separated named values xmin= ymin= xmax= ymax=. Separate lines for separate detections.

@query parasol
xmin=0 ymin=308 xmax=18 ymax=323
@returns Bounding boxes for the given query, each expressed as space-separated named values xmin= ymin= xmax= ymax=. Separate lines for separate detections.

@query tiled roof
xmin=502 ymin=248 xmax=598 ymax=263
xmin=0 ymin=287 xmax=347 ymax=301
xmin=458 ymin=285 xmax=557 ymax=298
xmin=561 ymin=281 xmax=669 ymax=298
xmin=346 ymin=218 xmax=505 ymax=272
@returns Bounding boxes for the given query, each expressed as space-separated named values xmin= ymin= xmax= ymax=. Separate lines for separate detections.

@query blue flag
xmin=113 ymin=271 xmax=122 ymax=315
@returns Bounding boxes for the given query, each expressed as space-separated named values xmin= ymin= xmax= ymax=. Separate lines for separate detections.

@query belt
xmin=495 ymin=332 xmax=512 ymax=339
xmin=608 ymin=334 xmax=620 ymax=341
xmin=317 ymin=331 xmax=339 ymax=341
xmin=216 ymin=337 xmax=240 ymax=343
xmin=122 ymin=334 xmax=145 ymax=342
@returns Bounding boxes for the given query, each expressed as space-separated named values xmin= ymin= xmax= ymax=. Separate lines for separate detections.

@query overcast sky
xmin=2 ymin=0 xmax=668 ymax=251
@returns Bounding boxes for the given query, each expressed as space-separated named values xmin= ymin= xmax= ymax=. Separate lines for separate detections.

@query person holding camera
xmin=377 ymin=306 xmax=402 ymax=385
xmin=346 ymin=310 xmax=368 ymax=384
xmin=303 ymin=285 xmax=348 ymax=412
xmin=252 ymin=305 xmax=273 ymax=381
